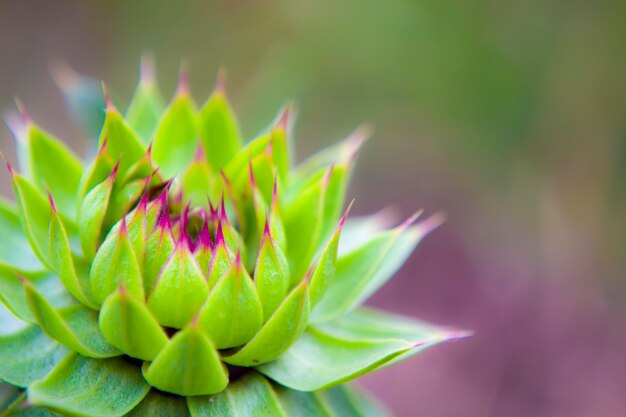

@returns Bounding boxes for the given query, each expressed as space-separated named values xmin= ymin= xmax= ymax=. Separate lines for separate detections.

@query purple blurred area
xmin=1 ymin=1 xmax=625 ymax=416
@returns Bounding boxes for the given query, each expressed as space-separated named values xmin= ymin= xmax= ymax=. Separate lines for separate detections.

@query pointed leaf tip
xmin=102 ymin=81 xmax=114 ymax=111
xmin=214 ymin=67 xmax=227 ymax=95
xmin=139 ymin=52 xmax=156 ymax=86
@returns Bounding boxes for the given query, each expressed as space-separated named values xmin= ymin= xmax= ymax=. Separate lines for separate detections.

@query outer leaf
xmin=77 ymin=171 xmax=115 ymax=261
xmin=197 ymin=255 xmax=263 ymax=349
xmin=0 ymin=303 xmax=69 ymax=388
xmin=126 ymin=390 xmax=190 ymax=417
xmin=142 ymin=322 xmax=228 ymax=396
xmin=224 ymin=279 xmax=310 ymax=366
xmin=49 ymin=199 xmax=96 ymax=309
xmin=28 ymin=353 xmax=150 ymax=417
xmin=317 ymin=385 xmax=391 ymax=417
xmin=125 ymin=57 xmax=165 ymax=143
xmin=10 ymin=170 xmax=52 ymax=268
xmin=187 ymin=372 xmax=286 ymax=417
xmin=198 ymin=83 xmax=241 ymax=171
xmin=259 ymin=307 xmax=461 ymax=391
xmin=22 ymin=281 xmax=120 ymax=358
xmin=338 ymin=211 xmax=395 ymax=257
xmin=311 ymin=215 xmax=439 ymax=323
xmin=98 ymin=101 xmax=146 ymax=174
xmin=151 ymin=90 xmax=197 ymax=177
xmin=7 ymin=408 xmax=63 ymax=416
xmin=99 ymin=286 xmax=168 ymax=361
xmin=254 ymin=226 xmax=290 ymax=320
xmin=0 ymin=200 xmax=43 ymax=274
xmin=146 ymin=243 xmax=208 ymax=329
xmin=274 ymin=386 xmax=333 ymax=417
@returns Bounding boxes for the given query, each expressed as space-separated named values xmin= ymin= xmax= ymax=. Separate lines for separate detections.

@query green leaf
xmin=98 ymin=101 xmax=146 ymax=174
xmin=77 ymin=170 xmax=115 ymax=261
xmin=90 ymin=218 xmax=144 ymax=306
xmin=49 ymin=198 xmax=97 ymax=309
xmin=7 ymin=118 xmax=83 ymax=219
xmin=22 ymin=280 xmax=120 ymax=358
xmin=126 ymin=390 xmax=190 ymax=417
xmin=224 ymin=278 xmax=309 ymax=366
xmin=0 ymin=303 xmax=69 ymax=388
xmin=142 ymin=322 xmax=228 ymax=396
xmin=273 ymin=385 xmax=333 ymax=417
xmin=151 ymin=90 xmax=197 ymax=177
xmin=142 ymin=215 xmax=175 ymax=294
xmin=198 ymin=83 xmax=241 ymax=171
xmin=6 ymin=408 xmax=63 ymax=417
xmin=99 ymin=285 xmax=168 ymax=361
xmin=125 ymin=56 xmax=165 ymax=143
xmin=28 ymin=353 xmax=150 ymax=417
xmin=77 ymin=141 xmax=116 ymax=203
xmin=9 ymin=170 xmax=52 ymax=268
xmin=0 ymin=199 xmax=43 ymax=274
xmin=197 ymin=254 xmax=262 ymax=349
xmin=187 ymin=372 xmax=286 ymax=417
xmin=338 ymin=212 xmax=395 ymax=257
xmin=311 ymin=215 xmax=439 ymax=323
xmin=146 ymin=243 xmax=208 ymax=329
xmin=259 ymin=307 xmax=461 ymax=391
xmin=254 ymin=226 xmax=290 ymax=320
xmin=181 ymin=150 xmax=213 ymax=207
xmin=317 ymin=385 xmax=391 ymax=417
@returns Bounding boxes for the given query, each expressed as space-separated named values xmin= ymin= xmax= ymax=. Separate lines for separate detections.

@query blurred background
xmin=1 ymin=1 xmax=625 ymax=416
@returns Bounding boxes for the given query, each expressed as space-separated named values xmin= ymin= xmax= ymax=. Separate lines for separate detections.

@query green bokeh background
xmin=1 ymin=1 xmax=625 ymax=416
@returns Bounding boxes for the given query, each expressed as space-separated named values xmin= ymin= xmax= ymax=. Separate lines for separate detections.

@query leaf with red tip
xmin=10 ymin=171 xmax=52 ymax=268
xmin=98 ymin=101 xmax=146 ymax=174
xmin=259 ymin=307 xmax=466 ymax=391
xmin=146 ymin=244 xmax=208 ymax=328
xmin=89 ymin=218 xmax=144 ymax=305
xmin=194 ymin=218 xmax=212 ymax=275
xmin=77 ymin=140 xmax=116 ymax=201
xmin=98 ymin=285 xmax=168 ymax=361
xmin=206 ymin=232 xmax=231 ymax=288
xmin=143 ymin=212 xmax=175 ymax=293
xmin=49 ymin=196 xmax=97 ymax=309
xmin=224 ymin=278 xmax=310 ymax=366
xmin=198 ymin=76 xmax=242 ymax=170
xmin=77 ymin=172 xmax=115 ymax=261
xmin=181 ymin=147 xmax=213 ymax=207
xmin=125 ymin=54 xmax=165 ymax=143
xmin=198 ymin=253 xmax=262 ymax=349
xmin=254 ymin=225 xmax=290 ymax=320
xmin=311 ymin=214 xmax=442 ymax=324
xmin=142 ymin=321 xmax=228 ymax=396
xmin=151 ymin=89 xmax=198 ymax=177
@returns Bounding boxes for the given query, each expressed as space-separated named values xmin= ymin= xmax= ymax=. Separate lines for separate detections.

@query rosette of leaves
xmin=0 ymin=59 xmax=467 ymax=417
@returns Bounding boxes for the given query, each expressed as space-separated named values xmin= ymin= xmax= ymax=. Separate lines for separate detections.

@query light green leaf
xmin=49 ymin=199 xmax=96 ymax=309
xmin=77 ymin=171 xmax=115 ymax=261
xmin=274 ymin=385 xmax=333 ymax=417
xmin=98 ymin=103 xmax=146 ymax=174
xmin=99 ymin=286 xmax=168 ymax=361
xmin=187 ymin=372 xmax=286 ymax=417
xmin=147 ymin=244 xmax=208 ymax=329
xmin=142 ymin=322 xmax=228 ymax=396
xmin=0 ymin=199 xmax=43 ymax=274
xmin=125 ymin=390 xmax=190 ymax=417
xmin=181 ymin=151 xmax=213 ymax=207
xmin=198 ymin=86 xmax=241 ymax=171
xmin=198 ymin=255 xmax=262 ymax=349
xmin=259 ymin=307 xmax=460 ymax=391
xmin=90 ymin=219 xmax=143 ymax=306
xmin=317 ymin=385 xmax=391 ymax=417
xmin=311 ymin=215 xmax=438 ymax=323
xmin=28 ymin=353 xmax=150 ymax=417
xmin=125 ymin=57 xmax=165 ymax=143
xmin=151 ymin=91 xmax=197 ymax=177
xmin=6 ymin=408 xmax=63 ymax=416
xmin=10 ymin=171 xmax=52 ymax=268
xmin=224 ymin=279 xmax=309 ymax=367
xmin=0 ymin=303 xmax=69 ymax=388
xmin=23 ymin=281 xmax=120 ymax=358
xmin=254 ymin=228 xmax=290 ymax=320
xmin=339 ymin=211 xmax=395 ymax=257
xmin=142 ymin=217 xmax=175 ymax=294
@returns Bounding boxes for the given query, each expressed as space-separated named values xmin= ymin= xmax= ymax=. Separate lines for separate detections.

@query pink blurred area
xmin=1 ymin=1 xmax=625 ymax=416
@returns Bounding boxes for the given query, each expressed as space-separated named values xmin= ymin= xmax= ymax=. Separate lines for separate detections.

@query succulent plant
xmin=0 ymin=58 xmax=467 ymax=416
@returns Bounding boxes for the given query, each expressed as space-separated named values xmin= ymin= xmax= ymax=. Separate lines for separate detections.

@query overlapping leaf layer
xmin=0 ymin=60 xmax=465 ymax=416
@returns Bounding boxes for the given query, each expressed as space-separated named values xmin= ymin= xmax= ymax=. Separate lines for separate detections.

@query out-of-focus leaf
xmin=259 ymin=307 xmax=461 ymax=391
xmin=311 ymin=215 xmax=440 ymax=323
xmin=0 ymin=303 xmax=69 ymax=388
xmin=274 ymin=385 xmax=333 ymax=417
xmin=125 ymin=56 xmax=165 ymax=143
xmin=22 ymin=281 xmax=120 ymax=358
xmin=28 ymin=353 xmax=150 ymax=417
xmin=187 ymin=372 xmax=286 ymax=417
xmin=6 ymin=408 xmax=63 ymax=417
xmin=151 ymin=88 xmax=197 ymax=177
xmin=317 ymin=385 xmax=391 ymax=417
xmin=0 ymin=199 xmax=43 ymax=274
xmin=98 ymin=100 xmax=146 ymax=174
xmin=198 ymin=255 xmax=262 ymax=349
xmin=126 ymin=390 xmax=190 ymax=417
xmin=338 ymin=211 xmax=396 ymax=257
xmin=198 ymin=82 xmax=242 ymax=171
xmin=10 ymin=171 xmax=52 ymax=268
xmin=99 ymin=285 xmax=168 ymax=361
xmin=142 ymin=323 xmax=228 ymax=396
xmin=224 ymin=279 xmax=309 ymax=366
